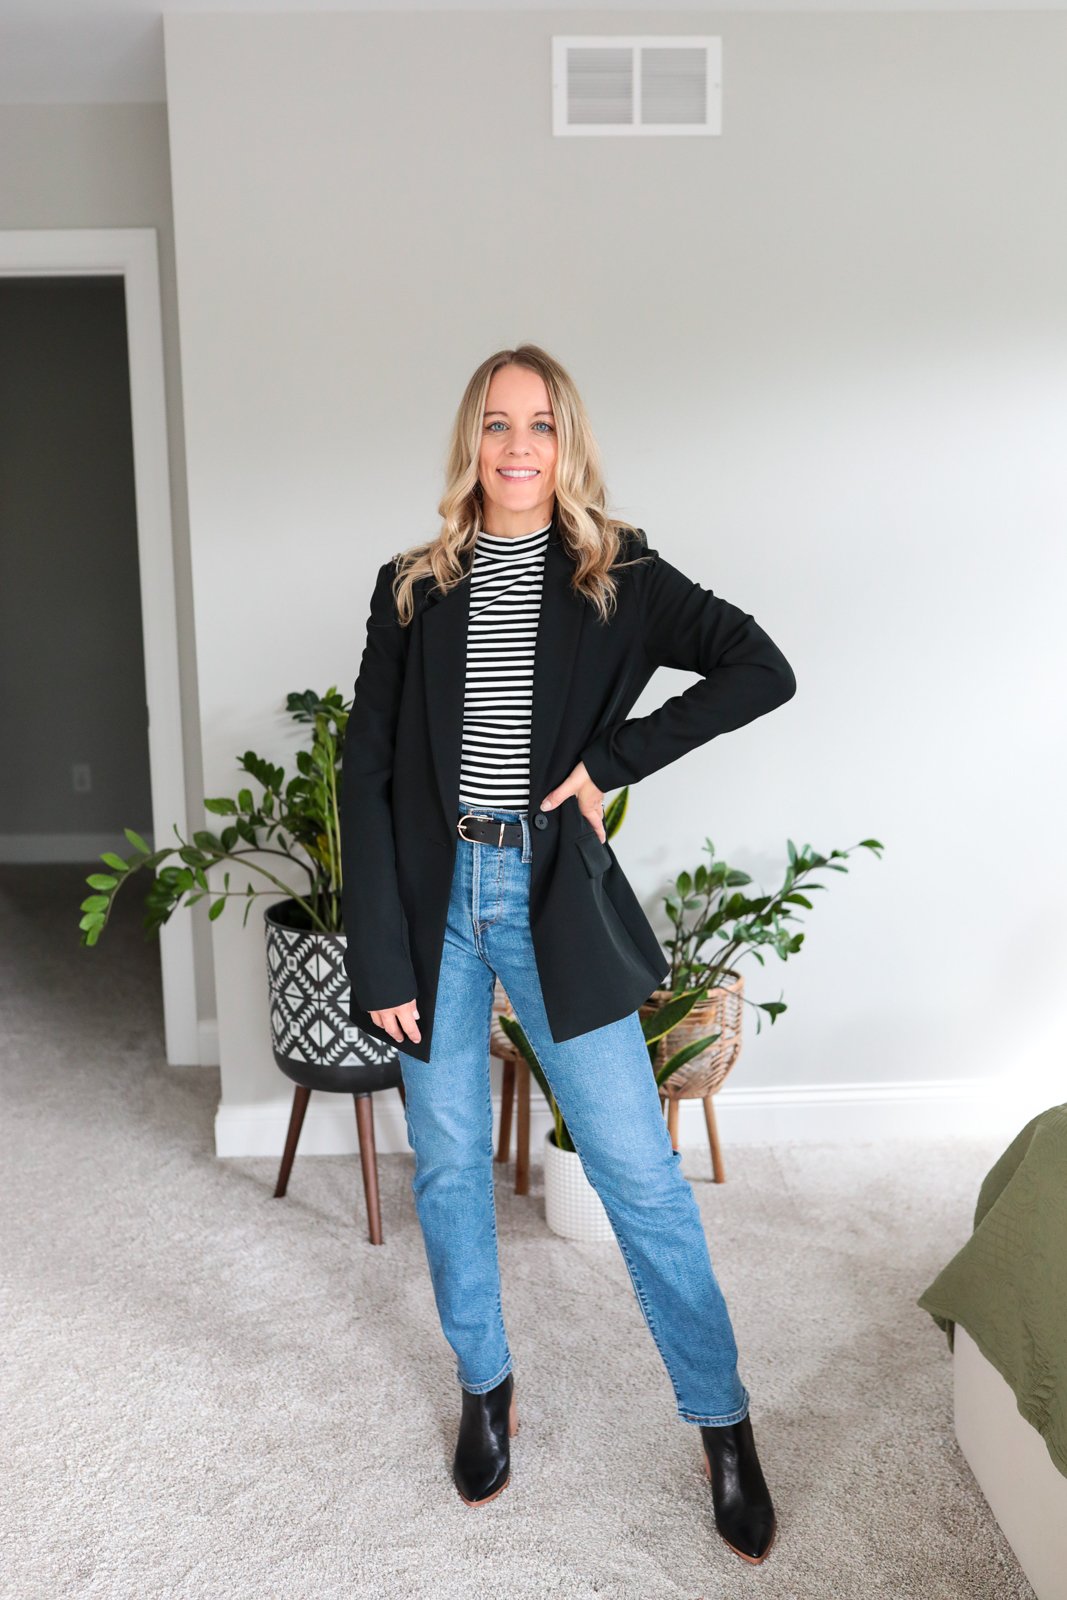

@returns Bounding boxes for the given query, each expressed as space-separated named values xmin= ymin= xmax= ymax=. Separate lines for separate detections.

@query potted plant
xmin=637 ymin=829 xmax=883 ymax=1179
xmin=504 ymin=791 xmax=883 ymax=1227
xmin=77 ymin=688 xmax=398 ymax=1078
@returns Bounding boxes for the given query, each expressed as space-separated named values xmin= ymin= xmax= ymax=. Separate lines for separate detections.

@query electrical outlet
xmin=72 ymin=763 xmax=92 ymax=793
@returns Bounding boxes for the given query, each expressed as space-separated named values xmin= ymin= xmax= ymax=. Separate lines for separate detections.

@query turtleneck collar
xmin=474 ymin=519 xmax=552 ymax=557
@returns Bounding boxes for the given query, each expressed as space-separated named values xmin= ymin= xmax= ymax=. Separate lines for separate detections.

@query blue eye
xmin=484 ymin=420 xmax=555 ymax=432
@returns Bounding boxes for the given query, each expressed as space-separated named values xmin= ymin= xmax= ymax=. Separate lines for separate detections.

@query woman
xmin=339 ymin=346 xmax=796 ymax=1566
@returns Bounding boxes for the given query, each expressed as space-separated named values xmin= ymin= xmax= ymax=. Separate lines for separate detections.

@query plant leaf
xmin=655 ymin=1031 xmax=721 ymax=1088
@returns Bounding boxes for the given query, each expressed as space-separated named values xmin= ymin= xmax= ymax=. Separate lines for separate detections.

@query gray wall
xmin=163 ymin=10 xmax=1067 ymax=1117
xmin=0 ymin=277 xmax=149 ymax=835
xmin=0 ymin=103 xmax=215 ymax=1021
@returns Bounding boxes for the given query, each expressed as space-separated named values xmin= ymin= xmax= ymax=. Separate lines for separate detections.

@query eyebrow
xmin=484 ymin=410 xmax=554 ymax=418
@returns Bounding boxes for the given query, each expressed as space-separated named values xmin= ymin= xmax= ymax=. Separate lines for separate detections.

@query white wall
xmin=162 ymin=11 xmax=1067 ymax=1149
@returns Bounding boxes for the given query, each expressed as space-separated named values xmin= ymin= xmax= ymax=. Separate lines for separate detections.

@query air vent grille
xmin=553 ymin=36 xmax=721 ymax=137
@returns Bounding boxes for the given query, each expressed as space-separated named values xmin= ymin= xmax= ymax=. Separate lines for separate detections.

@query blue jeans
xmin=396 ymin=801 xmax=751 ymax=1427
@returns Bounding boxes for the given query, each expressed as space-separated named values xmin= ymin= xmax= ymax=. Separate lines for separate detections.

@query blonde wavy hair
xmin=389 ymin=344 xmax=648 ymax=626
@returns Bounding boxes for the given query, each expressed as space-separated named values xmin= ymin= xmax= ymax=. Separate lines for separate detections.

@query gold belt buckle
xmin=457 ymin=811 xmax=495 ymax=843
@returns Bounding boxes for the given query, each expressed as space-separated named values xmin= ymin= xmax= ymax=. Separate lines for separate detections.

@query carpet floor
xmin=1 ymin=865 xmax=1037 ymax=1599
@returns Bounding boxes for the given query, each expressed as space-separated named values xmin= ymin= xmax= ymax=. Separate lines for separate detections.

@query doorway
xmin=0 ymin=229 xmax=197 ymax=1062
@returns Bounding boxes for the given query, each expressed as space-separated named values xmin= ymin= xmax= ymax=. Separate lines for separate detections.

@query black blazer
xmin=340 ymin=507 xmax=796 ymax=1064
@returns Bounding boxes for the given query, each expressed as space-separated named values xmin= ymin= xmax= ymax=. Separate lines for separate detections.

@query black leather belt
xmin=457 ymin=811 xmax=525 ymax=847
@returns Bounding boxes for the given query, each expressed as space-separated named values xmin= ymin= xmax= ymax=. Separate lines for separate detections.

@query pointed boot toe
xmin=700 ymin=1413 xmax=777 ymax=1564
xmin=452 ymin=1371 xmax=519 ymax=1506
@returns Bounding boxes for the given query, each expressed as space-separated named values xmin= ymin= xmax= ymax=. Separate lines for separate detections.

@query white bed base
xmin=953 ymin=1323 xmax=1067 ymax=1600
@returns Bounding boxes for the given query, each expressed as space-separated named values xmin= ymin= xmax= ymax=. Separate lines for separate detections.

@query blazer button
xmin=533 ymin=811 xmax=548 ymax=829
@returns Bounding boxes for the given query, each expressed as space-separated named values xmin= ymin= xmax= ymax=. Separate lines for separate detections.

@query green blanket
xmin=917 ymin=1101 xmax=1067 ymax=1478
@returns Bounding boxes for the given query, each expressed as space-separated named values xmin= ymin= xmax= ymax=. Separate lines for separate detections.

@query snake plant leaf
xmin=604 ymin=787 xmax=629 ymax=838
xmin=496 ymin=1013 xmax=576 ymax=1154
xmin=640 ymin=987 xmax=707 ymax=1046
xmin=655 ymin=1030 xmax=722 ymax=1088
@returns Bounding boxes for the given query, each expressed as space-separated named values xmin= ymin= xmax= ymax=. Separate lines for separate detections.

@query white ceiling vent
xmin=552 ymin=36 xmax=721 ymax=137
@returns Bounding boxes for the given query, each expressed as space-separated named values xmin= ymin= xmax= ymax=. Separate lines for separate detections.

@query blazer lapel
xmin=420 ymin=507 xmax=588 ymax=835
xmin=529 ymin=515 xmax=588 ymax=813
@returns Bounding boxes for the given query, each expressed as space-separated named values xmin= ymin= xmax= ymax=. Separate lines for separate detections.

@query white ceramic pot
xmin=542 ymin=1128 xmax=615 ymax=1243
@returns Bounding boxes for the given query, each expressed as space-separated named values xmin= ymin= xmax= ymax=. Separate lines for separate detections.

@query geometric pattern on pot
xmin=264 ymin=911 xmax=398 ymax=1089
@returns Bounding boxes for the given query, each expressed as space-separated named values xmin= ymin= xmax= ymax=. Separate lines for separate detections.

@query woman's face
xmin=477 ymin=364 xmax=558 ymax=534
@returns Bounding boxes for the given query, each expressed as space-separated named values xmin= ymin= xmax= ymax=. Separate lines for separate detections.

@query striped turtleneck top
xmin=457 ymin=519 xmax=552 ymax=812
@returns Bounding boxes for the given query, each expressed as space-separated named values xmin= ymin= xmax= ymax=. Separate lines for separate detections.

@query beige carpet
xmin=1 ymin=865 xmax=1037 ymax=1599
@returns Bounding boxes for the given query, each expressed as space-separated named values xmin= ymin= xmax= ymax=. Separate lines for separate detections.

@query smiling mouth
xmin=498 ymin=469 xmax=539 ymax=479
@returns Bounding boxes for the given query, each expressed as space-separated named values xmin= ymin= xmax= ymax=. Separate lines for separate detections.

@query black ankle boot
xmin=452 ymin=1371 xmax=519 ymax=1506
xmin=699 ymin=1413 xmax=776 ymax=1564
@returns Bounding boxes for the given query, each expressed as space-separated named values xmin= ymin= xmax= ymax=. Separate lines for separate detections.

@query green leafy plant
xmin=504 ymin=790 xmax=883 ymax=1149
xmin=78 ymin=689 xmax=349 ymax=946
xmin=660 ymin=831 xmax=885 ymax=1032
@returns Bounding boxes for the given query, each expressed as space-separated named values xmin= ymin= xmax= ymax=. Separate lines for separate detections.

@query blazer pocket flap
xmin=576 ymin=832 xmax=612 ymax=877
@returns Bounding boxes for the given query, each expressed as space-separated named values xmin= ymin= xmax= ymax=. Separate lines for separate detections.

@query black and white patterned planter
xmin=264 ymin=898 xmax=398 ymax=1092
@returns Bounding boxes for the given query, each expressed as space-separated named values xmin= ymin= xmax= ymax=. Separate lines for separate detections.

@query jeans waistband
xmin=456 ymin=802 xmax=527 ymax=820
xmin=455 ymin=801 xmax=532 ymax=861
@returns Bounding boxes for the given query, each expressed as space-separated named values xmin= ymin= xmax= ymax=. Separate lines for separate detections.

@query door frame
xmin=1 ymin=228 xmax=199 ymax=1064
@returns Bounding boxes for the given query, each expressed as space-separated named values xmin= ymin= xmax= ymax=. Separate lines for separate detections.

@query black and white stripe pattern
xmin=457 ymin=520 xmax=552 ymax=811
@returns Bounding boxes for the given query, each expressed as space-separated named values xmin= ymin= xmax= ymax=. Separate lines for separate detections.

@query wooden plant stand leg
xmin=496 ymin=1056 xmax=515 ymax=1164
xmin=273 ymin=1084 xmax=310 ymax=1198
xmin=354 ymin=1092 xmax=384 ymax=1246
xmin=666 ymin=1095 xmax=680 ymax=1153
xmin=702 ymin=1092 xmax=726 ymax=1184
xmin=515 ymin=1057 xmax=531 ymax=1196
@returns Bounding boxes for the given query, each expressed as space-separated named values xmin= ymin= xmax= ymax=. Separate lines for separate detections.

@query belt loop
xmin=520 ymin=811 xmax=531 ymax=864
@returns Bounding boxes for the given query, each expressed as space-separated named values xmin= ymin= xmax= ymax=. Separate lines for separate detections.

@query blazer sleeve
xmin=339 ymin=558 xmax=418 ymax=1011
xmin=578 ymin=544 xmax=797 ymax=793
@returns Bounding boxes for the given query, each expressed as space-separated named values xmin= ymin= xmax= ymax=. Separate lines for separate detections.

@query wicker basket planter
xmin=638 ymin=971 xmax=745 ymax=1099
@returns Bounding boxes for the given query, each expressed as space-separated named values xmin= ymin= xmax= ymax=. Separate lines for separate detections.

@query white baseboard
xmin=0 ymin=832 xmax=154 ymax=863
xmin=214 ymin=1074 xmax=1021 ymax=1159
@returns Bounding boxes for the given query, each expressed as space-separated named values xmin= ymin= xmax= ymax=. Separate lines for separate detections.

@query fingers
xmin=541 ymin=760 xmax=589 ymax=812
xmin=582 ymin=776 xmax=607 ymax=842
xmin=584 ymin=803 xmax=607 ymax=845
xmin=369 ymin=998 xmax=421 ymax=1046
xmin=541 ymin=764 xmax=607 ymax=843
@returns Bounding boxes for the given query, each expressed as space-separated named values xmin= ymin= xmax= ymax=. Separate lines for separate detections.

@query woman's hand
xmin=539 ymin=761 xmax=607 ymax=843
xmin=370 ymin=998 xmax=422 ymax=1046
